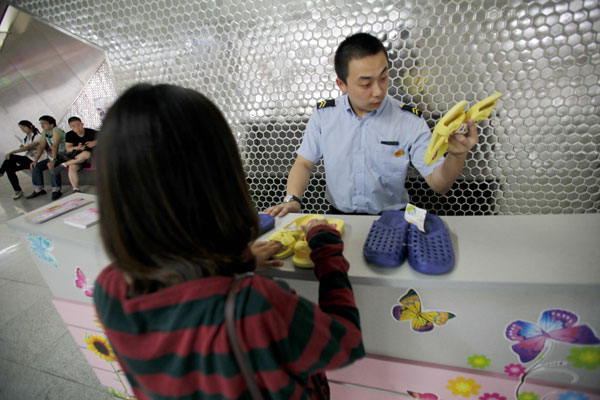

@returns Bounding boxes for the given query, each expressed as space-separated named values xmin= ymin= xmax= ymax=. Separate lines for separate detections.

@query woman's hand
xmin=250 ymin=241 xmax=284 ymax=270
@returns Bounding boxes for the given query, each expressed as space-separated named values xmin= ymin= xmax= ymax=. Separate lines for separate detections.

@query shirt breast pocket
xmin=372 ymin=143 xmax=409 ymax=177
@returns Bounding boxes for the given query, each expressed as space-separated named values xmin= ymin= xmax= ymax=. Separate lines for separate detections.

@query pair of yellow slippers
xmin=268 ymin=215 xmax=344 ymax=268
xmin=425 ymin=92 xmax=503 ymax=166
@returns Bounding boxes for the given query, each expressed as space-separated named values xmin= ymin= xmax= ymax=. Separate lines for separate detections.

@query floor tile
xmin=37 ymin=376 xmax=115 ymax=400
xmin=0 ymin=280 xmax=50 ymax=326
xmin=0 ymin=360 xmax=57 ymax=399
xmin=33 ymin=332 xmax=105 ymax=391
xmin=0 ymin=292 xmax=67 ymax=366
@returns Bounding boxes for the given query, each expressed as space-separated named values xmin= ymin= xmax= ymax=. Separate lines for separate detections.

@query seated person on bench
xmin=52 ymin=116 xmax=97 ymax=193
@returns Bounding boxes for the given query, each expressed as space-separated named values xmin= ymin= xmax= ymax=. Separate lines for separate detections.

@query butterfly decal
xmin=505 ymin=309 xmax=600 ymax=363
xmin=75 ymin=267 xmax=94 ymax=297
xmin=391 ymin=289 xmax=455 ymax=332
xmin=26 ymin=233 xmax=58 ymax=268
xmin=407 ymin=390 xmax=439 ymax=399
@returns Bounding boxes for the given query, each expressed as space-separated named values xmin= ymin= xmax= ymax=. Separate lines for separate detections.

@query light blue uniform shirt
xmin=297 ymin=94 xmax=444 ymax=214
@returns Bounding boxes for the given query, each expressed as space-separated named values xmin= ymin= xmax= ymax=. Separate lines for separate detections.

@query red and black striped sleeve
xmin=265 ymin=225 xmax=365 ymax=378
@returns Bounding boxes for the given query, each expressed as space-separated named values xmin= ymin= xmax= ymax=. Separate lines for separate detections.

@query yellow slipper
xmin=466 ymin=92 xmax=503 ymax=124
xmin=425 ymin=101 xmax=467 ymax=166
xmin=292 ymin=218 xmax=345 ymax=268
xmin=268 ymin=215 xmax=325 ymax=260
xmin=268 ymin=230 xmax=303 ymax=259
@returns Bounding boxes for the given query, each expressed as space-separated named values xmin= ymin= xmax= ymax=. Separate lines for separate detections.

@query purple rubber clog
xmin=407 ymin=213 xmax=455 ymax=275
xmin=363 ymin=210 xmax=408 ymax=267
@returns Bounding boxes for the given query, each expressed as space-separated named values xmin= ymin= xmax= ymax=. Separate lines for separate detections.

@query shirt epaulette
xmin=316 ymin=99 xmax=336 ymax=109
xmin=401 ymin=104 xmax=422 ymax=117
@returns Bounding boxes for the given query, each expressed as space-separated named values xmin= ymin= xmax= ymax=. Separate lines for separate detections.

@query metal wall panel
xmin=0 ymin=10 xmax=105 ymax=149
xmin=11 ymin=0 xmax=600 ymax=215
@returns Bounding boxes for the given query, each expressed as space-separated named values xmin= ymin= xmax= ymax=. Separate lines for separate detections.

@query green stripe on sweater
xmin=94 ymin=283 xmax=272 ymax=334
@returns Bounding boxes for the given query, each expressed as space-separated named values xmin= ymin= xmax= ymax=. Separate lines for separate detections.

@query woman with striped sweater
xmin=93 ymin=83 xmax=365 ymax=400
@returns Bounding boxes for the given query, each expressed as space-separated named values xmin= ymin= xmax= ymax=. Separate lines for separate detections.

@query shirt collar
xmin=343 ymin=94 xmax=390 ymax=118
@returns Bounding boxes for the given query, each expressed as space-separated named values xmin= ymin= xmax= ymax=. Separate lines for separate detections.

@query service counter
xmin=8 ymin=194 xmax=600 ymax=399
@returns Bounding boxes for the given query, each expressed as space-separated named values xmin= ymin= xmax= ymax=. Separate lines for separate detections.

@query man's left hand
xmin=448 ymin=119 xmax=478 ymax=156
xmin=250 ymin=241 xmax=284 ymax=270
xmin=47 ymin=161 xmax=55 ymax=170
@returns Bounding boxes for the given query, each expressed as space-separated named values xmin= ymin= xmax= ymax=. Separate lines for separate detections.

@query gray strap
xmin=225 ymin=275 xmax=265 ymax=400
xmin=225 ymin=274 xmax=328 ymax=400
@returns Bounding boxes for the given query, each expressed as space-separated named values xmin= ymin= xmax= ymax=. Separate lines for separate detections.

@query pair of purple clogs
xmin=363 ymin=210 xmax=455 ymax=274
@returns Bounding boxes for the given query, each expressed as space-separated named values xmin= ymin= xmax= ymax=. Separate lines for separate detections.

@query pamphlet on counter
xmin=25 ymin=198 xmax=93 ymax=224
xmin=63 ymin=208 xmax=100 ymax=229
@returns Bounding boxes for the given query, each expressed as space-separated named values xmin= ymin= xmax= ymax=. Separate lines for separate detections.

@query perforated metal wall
xmin=58 ymin=61 xmax=117 ymax=131
xmin=11 ymin=0 xmax=600 ymax=215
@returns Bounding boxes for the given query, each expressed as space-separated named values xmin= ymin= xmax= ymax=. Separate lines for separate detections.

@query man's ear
xmin=336 ymin=77 xmax=348 ymax=94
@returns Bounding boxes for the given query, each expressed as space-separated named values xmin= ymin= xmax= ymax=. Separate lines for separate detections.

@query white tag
xmin=405 ymin=203 xmax=427 ymax=233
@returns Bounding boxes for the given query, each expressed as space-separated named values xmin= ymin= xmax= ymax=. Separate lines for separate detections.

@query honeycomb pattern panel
xmin=11 ymin=0 xmax=600 ymax=215
xmin=58 ymin=61 xmax=117 ymax=131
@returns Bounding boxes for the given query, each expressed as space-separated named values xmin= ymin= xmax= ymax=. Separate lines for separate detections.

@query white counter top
xmin=7 ymin=193 xmax=103 ymax=249
xmin=260 ymin=212 xmax=600 ymax=289
xmin=9 ymin=194 xmax=599 ymax=289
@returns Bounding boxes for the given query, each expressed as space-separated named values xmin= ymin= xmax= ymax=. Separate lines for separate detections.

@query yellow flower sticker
xmin=446 ymin=376 xmax=481 ymax=397
xmin=85 ymin=334 xmax=116 ymax=362
xmin=394 ymin=149 xmax=405 ymax=157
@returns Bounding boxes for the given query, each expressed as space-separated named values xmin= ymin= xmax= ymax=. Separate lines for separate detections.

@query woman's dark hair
xmin=96 ymin=83 xmax=258 ymax=295
xmin=334 ymin=32 xmax=388 ymax=84
xmin=18 ymin=120 xmax=40 ymax=138
xmin=39 ymin=115 xmax=57 ymax=127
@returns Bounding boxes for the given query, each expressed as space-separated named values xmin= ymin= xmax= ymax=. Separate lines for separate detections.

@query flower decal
xmin=504 ymin=363 xmax=526 ymax=377
xmin=468 ymin=354 xmax=491 ymax=369
xmin=108 ymin=387 xmax=135 ymax=400
xmin=517 ymin=392 xmax=539 ymax=400
xmin=567 ymin=347 xmax=600 ymax=370
xmin=394 ymin=149 xmax=405 ymax=157
xmin=93 ymin=314 xmax=104 ymax=330
xmin=446 ymin=376 xmax=481 ymax=397
xmin=479 ymin=394 xmax=506 ymax=400
xmin=558 ymin=392 xmax=589 ymax=400
xmin=84 ymin=334 xmax=116 ymax=362
xmin=26 ymin=233 xmax=58 ymax=268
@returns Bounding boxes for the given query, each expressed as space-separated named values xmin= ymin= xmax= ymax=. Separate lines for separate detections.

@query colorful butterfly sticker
xmin=505 ymin=309 xmax=600 ymax=363
xmin=391 ymin=289 xmax=455 ymax=332
xmin=75 ymin=267 xmax=94 ymax=297
xmin=26 ymin=233 xmax=58 ymax=268
xmin=407 ymin=390 xmax=439 ymax=399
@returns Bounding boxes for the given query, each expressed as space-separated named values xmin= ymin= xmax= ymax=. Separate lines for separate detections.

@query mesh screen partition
xmin=11 ymin=0 xmax=600 ymax=215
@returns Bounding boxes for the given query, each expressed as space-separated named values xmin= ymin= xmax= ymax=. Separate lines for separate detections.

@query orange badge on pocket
xmin=394 ymin=149 xmax=405 ymax=157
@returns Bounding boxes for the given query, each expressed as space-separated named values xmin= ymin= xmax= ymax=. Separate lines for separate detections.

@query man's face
xmin=40 ymin=120 xmax=53 ymax=132
xmin=69 ymin=120 xmax=85 ymax=135
xmin=336 ymin=51 xmax=389 ymax=118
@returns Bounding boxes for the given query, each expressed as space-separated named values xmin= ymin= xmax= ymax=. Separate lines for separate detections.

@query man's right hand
xmin=30 ymin=162 xmax=36 ymax=170
xmin=265 ymin=201 xmax=301 ymax=217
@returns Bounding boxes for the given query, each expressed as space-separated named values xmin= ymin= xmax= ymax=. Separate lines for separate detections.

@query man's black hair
xmin=334 ymin=33 xmax=388 ymax=83
xmin=68 ymin=116 xmax=82 ymax=124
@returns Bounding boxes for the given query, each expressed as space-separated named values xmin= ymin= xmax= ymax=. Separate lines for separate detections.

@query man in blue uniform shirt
xmin=266 ymin=32 xmax=478 ymax=216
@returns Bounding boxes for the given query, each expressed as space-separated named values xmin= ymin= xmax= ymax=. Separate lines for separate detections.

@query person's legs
xmin=68 ymin=164 xmax=81 ymax=190
xmin=26 ymin=159 xmax=49 ymax=198
xmin=3 ymin=154 xmax=31 ymax=193
xmin=53 ymin=151 xmax=91 ymax=174
xmin=50 ymin=162 xmax=62 ymax=198
xmin=0 ymin=158 xmax=7 ymax=175
xmin=32 ymin=159 xmax=48 ymax=190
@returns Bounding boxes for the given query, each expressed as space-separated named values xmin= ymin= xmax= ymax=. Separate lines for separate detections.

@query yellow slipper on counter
xmin=268 ymin=230 xmax=303 ymax=259
xmin=292 ymin=218 xmax=346 ymax=268
xmin=268 ymin=214 xmax=325 ymax=259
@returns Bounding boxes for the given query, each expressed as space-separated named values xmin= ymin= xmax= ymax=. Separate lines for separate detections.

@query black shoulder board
xmin=401 ymin=104 xmax=422 ymax=117
xmin=316 ymin=99 xmax=336 ymax=109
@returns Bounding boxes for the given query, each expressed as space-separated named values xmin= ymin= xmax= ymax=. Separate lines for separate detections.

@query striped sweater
xmin=94 ymin=225 xmax=365 ymax=399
